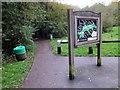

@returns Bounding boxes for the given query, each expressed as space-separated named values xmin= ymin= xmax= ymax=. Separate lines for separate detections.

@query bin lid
xmin=13 ymin=46 xmax=26 ymax=54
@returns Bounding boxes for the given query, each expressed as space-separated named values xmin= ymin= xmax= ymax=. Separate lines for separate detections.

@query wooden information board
xmin=68 ymin=9 xmax=102 ymax=80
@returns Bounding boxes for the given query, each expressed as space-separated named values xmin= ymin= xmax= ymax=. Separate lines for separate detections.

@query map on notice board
xmin=76 ymin=17 xmax=98 ymax=42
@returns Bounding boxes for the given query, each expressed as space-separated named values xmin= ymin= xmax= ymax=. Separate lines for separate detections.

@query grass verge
xmin=102 ymin=27 xmax=119 ymax=39
xmin=49 ymin=27 xmax=119 ymax=57
xmin=2 ymin=43 xmax=37 ymax=88
xmin=49 ymin=39 xmax=119 ymax=57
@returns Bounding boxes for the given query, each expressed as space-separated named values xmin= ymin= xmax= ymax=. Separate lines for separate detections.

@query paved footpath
xmin=22 ymin=40 xmax=118 ymax=88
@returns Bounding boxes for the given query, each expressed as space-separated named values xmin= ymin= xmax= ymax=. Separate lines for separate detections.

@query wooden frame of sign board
xmin=68 ymin=9 xmax=102 ymax=80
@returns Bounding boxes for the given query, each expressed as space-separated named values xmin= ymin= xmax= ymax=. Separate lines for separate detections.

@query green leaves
xmin=82 ymin=2 xmax=119 ymax=33
xmin=2 ymin=2 xmax=36 ymax=55
xmin=2 ymin=2 xmax=73 ymax=55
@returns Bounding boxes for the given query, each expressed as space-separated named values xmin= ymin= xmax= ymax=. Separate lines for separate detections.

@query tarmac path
xmin=22 ymin=40 xmax=118 ymax=88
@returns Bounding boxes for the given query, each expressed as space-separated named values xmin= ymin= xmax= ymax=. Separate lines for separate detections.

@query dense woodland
xmin=2 ymin=1 xmax=119 ymax=59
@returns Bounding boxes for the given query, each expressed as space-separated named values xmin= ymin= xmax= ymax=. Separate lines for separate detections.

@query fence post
xmin=57 ymin=40 xmax=61 ymax=54
xmin=50 ymin=34 xmax=53 ymax=40
xmin=88 ymin=46 xmax=93 ymax=54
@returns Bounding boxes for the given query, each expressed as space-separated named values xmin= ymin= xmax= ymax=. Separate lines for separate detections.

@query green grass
xmin=2 ymin=43 xmax=37 ymax=88
xmin=49 ymin=26 xmax=119 ymax=57
xmin=2 ymin=61 xmax=32 ymax=88
xmin=102 ymin=27 xmax=119 ymax=39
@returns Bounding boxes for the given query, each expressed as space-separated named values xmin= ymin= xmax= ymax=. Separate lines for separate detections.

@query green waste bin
xmin=13 ymin=46 xmax=27 ymax=61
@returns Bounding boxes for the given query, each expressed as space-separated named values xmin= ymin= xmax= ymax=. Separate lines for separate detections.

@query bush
xmin=2 ymin=2 xmax=36 ymax=56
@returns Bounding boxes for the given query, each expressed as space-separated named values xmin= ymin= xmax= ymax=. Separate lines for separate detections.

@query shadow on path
xmin=22 ymin=40 xmax=118 ymax=88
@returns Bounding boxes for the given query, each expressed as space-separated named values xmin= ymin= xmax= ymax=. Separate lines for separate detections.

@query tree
xmin=2 ymin=2 xmax=38 ymax=55
xmin=81 ymin=2 xmax=119 ymax=33
xmin=2 ymin=2 xmax=80 ymax=56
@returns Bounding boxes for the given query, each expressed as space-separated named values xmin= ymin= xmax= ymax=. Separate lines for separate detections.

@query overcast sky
xmin=57 ymin=0 xmax=118 ymax=8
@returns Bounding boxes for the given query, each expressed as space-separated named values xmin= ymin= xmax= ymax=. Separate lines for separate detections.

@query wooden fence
xmin=57 ymin=39 xmax=119 ymax=54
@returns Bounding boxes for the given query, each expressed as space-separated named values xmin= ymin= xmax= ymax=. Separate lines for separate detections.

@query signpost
xmin=68 ymin=9 xmax=102 ymax=80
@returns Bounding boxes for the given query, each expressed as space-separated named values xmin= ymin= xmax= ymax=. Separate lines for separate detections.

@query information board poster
xmin=75 ymin=16 xmax=99 ymax=43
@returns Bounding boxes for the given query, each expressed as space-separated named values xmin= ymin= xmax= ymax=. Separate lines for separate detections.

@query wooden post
xmin=88 ymin=47 xmax=93 ymax=54
xmin=50 ymin=34 xmax=53 ymax=40
xmin=88 ymin=45 xmax=93 ymax=54
xmin=68 ymin=9 xmax=74 ymax=80
xmin=97 ymin=13 xmax=102 ymax=66
xmin=57 ymin=40 xmax=61 ymax=54
xmin=97 ymin=43 xmax=101 ymax=66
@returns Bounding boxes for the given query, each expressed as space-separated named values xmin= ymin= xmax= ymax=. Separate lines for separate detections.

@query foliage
xmin=118 ymin=1 xmax=120 ymax=25
xmin=2 ymin=2 xmax=70 ymax=56
xmin=82 ymin=2 xmax=118 ymax=33
xmin=2 ymin=2 xmax=36 ymax=55
xmin=2 ymin=1 xmax=119 ymax=58
xmin=37 ymin=2 xmax=69 ymax=38
xmin=102 ymin=27 xmax=119 ymax=39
